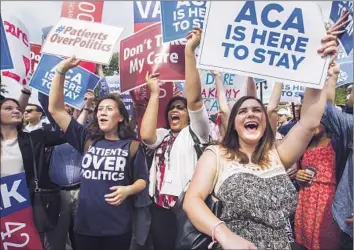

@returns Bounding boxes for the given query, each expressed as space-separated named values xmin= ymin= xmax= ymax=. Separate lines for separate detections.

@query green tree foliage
xmin=103 ymin=52 xmax=119 ymax=76
xmin=335 ymin=84 xmax=348 ymax=106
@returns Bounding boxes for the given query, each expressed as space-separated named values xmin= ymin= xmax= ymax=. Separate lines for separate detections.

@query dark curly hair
xmin=87 ymin=94 xmax=136 ymax=141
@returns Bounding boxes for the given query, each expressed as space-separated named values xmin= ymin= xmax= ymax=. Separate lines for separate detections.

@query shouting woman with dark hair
xmin=48 ymin=57 xmax=149 ymax=250
xmin=140 ymin=27 xmax=210 ymax=250
xmin=183 ymin=33 xmax=338 ymax=249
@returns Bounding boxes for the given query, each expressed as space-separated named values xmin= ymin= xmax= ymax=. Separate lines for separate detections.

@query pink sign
xmin=120 ymin=23 xmax=185 ymax=93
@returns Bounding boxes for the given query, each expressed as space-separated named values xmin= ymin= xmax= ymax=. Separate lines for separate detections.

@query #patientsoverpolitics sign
xmin=198 ymin=1 xmax=330 ymax=89
xmin=160 ymin=1 xmax=206 ymax=43
xmin=41 ymin=18 xmax=124 ymax=65
xmin=29 ymin=54 xmax=100 ymax=109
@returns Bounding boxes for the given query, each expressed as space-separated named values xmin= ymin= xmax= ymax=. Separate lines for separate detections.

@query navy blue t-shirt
xmin=64 ymin=119 xmax=148 ymax=236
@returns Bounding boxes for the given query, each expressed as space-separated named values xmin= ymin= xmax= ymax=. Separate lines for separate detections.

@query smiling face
xmin=1 ymin=100 xmax=22 ymax=126
xmin=234 ymin=99 xmax=267 ymax=146
xmin=167 ymin=100 xmax=189 ymax=133
xmin=97 ymin=99 xmax=123 ymax=134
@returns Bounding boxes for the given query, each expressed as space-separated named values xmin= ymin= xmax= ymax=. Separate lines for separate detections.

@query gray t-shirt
xmin=1 ymin=138 xmax=24 ymax=177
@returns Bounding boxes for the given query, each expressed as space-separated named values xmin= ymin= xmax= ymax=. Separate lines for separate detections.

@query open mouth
xmin=100 ymin=118 xmax=108 ymax=123
xmin=170 ymin=114 xmax=180 ymax=126
xmin=244 ymin=121 xmax=259 ymax=132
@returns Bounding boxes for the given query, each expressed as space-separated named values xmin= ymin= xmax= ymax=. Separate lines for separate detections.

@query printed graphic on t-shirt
xmin=82 ymin=146 xmax=128 ymax=182
xmin=154 ymin=133 xmax=178 ymax=209
xmin=0 ymin=173 xmax=43 ymax=250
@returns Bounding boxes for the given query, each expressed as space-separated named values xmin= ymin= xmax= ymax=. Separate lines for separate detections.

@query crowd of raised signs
xmin=1 ymin=2 xmax=353 ymax=250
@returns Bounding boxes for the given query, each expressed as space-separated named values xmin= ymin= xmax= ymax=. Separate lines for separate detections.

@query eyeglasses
xmin=169 ymin=105 xmax=186 ymax=111
xmin=24 ymin=109 xmax=37 ymax=113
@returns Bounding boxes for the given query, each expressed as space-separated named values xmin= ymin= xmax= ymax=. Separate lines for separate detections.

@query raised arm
xmin=213 ymin=71 xmax=230 ymax=139
xmin=18 ymin=87 xmax=31 ymax=113
xmin=326 ymin=61 xmax=340 ymax=104
xmin=246 ymin=77 xmax=257 ymax=97
xmin=76 ymin=90 xmax=95 ymax=125
xmin=140 ymin=72 xmax=160 ymax=145
xmin=184 ymin=149 xmax=256 ymax=249
xmin=267 ymin=81 xmax=283 ymax=134
xmin=48 ymin=56 xmax=81 ymax=133
xmin=276 ymin=35 xmax=338 ymax=168
xmin=185 ymin=27 xmax=203 ymax=111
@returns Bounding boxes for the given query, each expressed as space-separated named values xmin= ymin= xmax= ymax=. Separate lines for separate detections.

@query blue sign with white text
xmin=29 ymin=54 xmax=100 ymax=109
xmin=0 ymin=173 xmax=31 ymax=218
xmin=161 ymin=1 xmax=206 ymax=42
xmin=0 ymin=15 xmax=14 ymax=70
xmin=330 ymin=1 xmax=353 ymax=56
xmin=336 ymin=56 xmax=353 ymax=87
xmin=134 ymin=1 xmax=161 ymax=24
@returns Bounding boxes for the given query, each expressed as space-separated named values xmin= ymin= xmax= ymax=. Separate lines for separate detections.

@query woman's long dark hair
xmin=87 ymin=94 xmax=136 ymax=141
xmin=0 ymin=98 xmax=23 ymax=141
xmin=220 ymin=96 xmax=275 ymax=168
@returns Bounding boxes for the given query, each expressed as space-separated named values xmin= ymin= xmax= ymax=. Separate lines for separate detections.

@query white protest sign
xmin=198 ymin=1 xmax=330 ymax=89
xmin=199 ymin=70 xmax=246 ymax=115
xmin=41 ymin=18 xmax=124 ymax=65
xmin=281 ymin=83 xmax=305 ymax=103
xmin=1 ymin=13 xmax=31 ymax=86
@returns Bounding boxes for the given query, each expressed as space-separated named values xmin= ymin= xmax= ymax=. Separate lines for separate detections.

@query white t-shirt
xmin=1 ymin=138 xmax=24 ymax=177
xmin=145 ymin=105 xmax=210 ymax=197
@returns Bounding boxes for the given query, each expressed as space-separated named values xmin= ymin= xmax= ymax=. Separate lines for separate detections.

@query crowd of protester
xmin=1 ymin=14 xmax=353 ymax=250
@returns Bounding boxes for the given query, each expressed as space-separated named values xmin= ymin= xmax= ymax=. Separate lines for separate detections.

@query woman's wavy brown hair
xmin=87 ymin=94 xmax=136 ymax=141
xmin=0 ymin=98 xmax=23 ymax=140
xmin=220 ymin=96 xmax=275 ymax=168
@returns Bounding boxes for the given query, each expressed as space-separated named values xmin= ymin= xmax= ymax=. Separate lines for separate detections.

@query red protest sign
xmin=120 ymin=23 xmax=185 ymax=93
xmin=134 ymin=82 xmax=174 ymax=138
xmin=60 ymin=1 xmax=104 ymax=73
xmin=30 ymin=43 xmax=41 ymax=73
xmin=61 ymin=1 xmax=104 ymax=22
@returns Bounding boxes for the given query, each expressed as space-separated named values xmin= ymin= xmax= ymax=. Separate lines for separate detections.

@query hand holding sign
xmin=327 ymin=10 xmax=351 ymax=36
xmin=57 ymin=56 xmax=81 ymax=73
xmin=186 ymin=27 xmax=202 ymax=51
xmin=318 ymin=35 xmax=338 ymax=59
xmin=83 ymin=89 xmax=95 ymax=108
xmin=328 ymin=62 xmax=340 ymax=77
xmin=145 ymin=71 xmax=161 ymax=96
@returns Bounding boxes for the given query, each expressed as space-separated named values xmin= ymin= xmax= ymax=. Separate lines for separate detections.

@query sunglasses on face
xmin=24 ymin=109 xmax=37 ymax=114
xmin=169 ymin=104 xmax=186 ymax=111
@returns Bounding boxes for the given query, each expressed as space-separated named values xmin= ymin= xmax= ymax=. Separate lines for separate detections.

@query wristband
xmin=208 ymin=221 xmax=226 ymax=249
xmin=56 ymin=68 xmax=66 ymax=76
xmin=21 ymin=90 xmax=31 ymax=96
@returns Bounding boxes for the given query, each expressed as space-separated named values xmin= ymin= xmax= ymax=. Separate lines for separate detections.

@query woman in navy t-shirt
xmin=48 ymin=57 xmax=149 ymax=250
